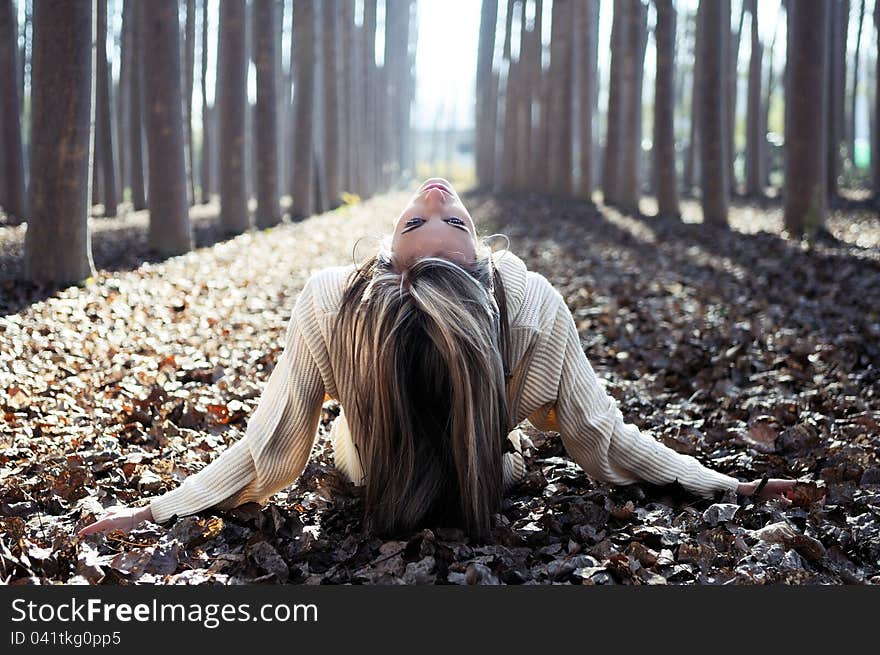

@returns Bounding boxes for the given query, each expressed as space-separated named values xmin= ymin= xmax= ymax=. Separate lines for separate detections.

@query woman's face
xmin=391 ymin=178 xmax=477 ymax=271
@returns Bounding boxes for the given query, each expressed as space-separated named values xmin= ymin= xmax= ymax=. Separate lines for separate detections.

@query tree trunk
xmin=142 ymin=0 xmax=192 ymax=255
xmin=361 ymin=0 xmax=378 ymax=197
xmin=96 ymin=0 xmax=119 ymax=216
xmin=476 ymin=0 xmax=498 ymax=188
xmin=321 ymin=0 xmax=341 ymax=207
xmin=499 ymin=0 xmax=521 ymax=191
xmin=726 ymin=0 xmax=744 ymax=194
xmin=117 ymin=0 xmax=132 ymax=198
xmin=344 ymin=1 xmax=361 ymax=196
xmin=784 ymin=0 xmax=830 ymax=238
xmin=602 ymin=0 xmax=628 ymax=205
xmin=653 ymin=0 xmax=679 ymax=217
xmin=848 ymin=0 xmax=865 ymax=159
xmin=618 ymin=0 xmax=646 ymax=213
xmin=129 ymin=0 xmax=147 ymax=210
xmin=184 ymin=0 xmax=196 ymax=206
xmin=24 ymin=0 xmax=95 ymax=284
xmin=698 ymin=0 xmax=729 ymax=226
xmin=873 ymin=0 xmax=880 ymax=201
xmin=548 ymin=0 xmax=574 ymax=197
xmin=683 ymin=7 xmax=701 ymax=195
xmin=528 ymin=0 xmax=544 ymax=191
xmin=291 ymin=0 xmax=316 ymax=219
xmin=219 ymin=0 xmax=249 ymax=233
xmin=745 ymin=0 xmax=764 ymax=197
xmin=0 ymin=0 xmax=27 ymax=224
xmin=576 ymin=0 xmax=597 ymax=200
xmin=763 ymin=2 xmax=782 ymax=189
xmin=253 ymin=0 xmax=280 ymax=227
xmin=200 ymin=0 xmax=211 ymax=204
xmin=827 ymin=0 xmax=848 ymax=199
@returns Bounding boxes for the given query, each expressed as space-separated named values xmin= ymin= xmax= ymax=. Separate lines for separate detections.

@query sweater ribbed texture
xmin=149 ymin=249 xmax=740 ymax=523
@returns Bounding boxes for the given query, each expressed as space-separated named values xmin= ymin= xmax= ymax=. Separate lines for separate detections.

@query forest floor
xmin=1 ymin=188 xmax=879 ymax=585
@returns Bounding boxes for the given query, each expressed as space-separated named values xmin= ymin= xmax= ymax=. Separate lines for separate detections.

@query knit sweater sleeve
xmin=532 ymin=283 xmax=741 ymax=498
xmin=148 ymin=277 xmax=327 ymax=523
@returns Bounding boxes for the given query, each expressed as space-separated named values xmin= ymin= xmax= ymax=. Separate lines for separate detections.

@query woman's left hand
xmin=736 ymin=478 xmax=797 ymax=504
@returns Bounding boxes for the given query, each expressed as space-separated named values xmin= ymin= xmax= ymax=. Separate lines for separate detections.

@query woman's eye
xmin=446 ymin=216 xmax=464 ymax=225
xmin=405 ymin=217 xmax=423 ymax=226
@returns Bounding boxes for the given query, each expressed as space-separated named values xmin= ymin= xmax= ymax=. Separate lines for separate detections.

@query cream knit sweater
xmin=148 ymin=250 xmax=741 ymax=523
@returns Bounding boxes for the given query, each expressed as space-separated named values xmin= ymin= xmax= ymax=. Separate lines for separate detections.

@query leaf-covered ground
xmin=1 ymin=190 xmax=878 ymax=585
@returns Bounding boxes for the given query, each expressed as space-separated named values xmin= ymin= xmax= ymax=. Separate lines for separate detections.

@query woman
xmin=79 ymin=178 xmax=794 ymax=539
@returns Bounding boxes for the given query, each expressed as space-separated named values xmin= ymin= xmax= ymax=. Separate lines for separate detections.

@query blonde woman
xmin=80 ymin=178 xmax=795 ymax=540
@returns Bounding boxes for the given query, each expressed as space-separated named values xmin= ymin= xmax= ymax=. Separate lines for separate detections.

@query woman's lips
xmin=423 ymin=183 xmax=451 ymax=193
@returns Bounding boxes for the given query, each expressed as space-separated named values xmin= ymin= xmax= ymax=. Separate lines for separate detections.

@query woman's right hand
xmin=736 ymin=478 xmax=796 ymax=504
xmin=77 ymin=505 xmax=154 ymax=537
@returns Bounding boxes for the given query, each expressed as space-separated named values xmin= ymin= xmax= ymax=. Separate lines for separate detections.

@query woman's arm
xmin=79 ymin=277 xmax=327 ymax=534
xmin=533 ymin=285 xmax=744 ymax=498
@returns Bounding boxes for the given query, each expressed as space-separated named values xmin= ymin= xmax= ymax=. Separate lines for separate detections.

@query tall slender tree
xmin=602 ymin=0 xmax=628 ymax=205
xmin=0 ymin=0 xmax=27 ymax=224
xmin=95 ymin=0 xmax=119 ymax=216
xmin=142 ymin=0 xmax=192 ymax=255
xmin=784 ymin=0 xmax=830 ymax=237
xmin=129 ymin=0 xmax=147 ymax=210
xmin=254 ymin=0 xmax=280 ymax=227
xmin=291 ymin=0 xmax=316 ymax=219
xmin=848 ymin=0 xmax=866 ymax=158
xmin=873 ymin=0 xmax=880 ymax=202
xmin=321 ymin=0 xmax=341 ymax=206
xmin=827 ymin=0 xmax=849 ymax=199
xmin=200 ymin=0 xmax=211 ymax=204
xmin=618 ymin=0 xmax=647 ymax=213
xmin=184 ymin=0 xmax=196 ymax=205
xmin=361 ymin=0 xmax=379 ymax=198
xmin=24 ymin=0 xmax=95 ymax=284
xmin=219 ymin=0 xmax=249 ymax=234
xmin=653 ymin=0 xmax=680 ymax=217
xmin=576 ymin=0 xmax=597 ymax=200
xmin=683 ymin=6 xmax=701 ymax=195
xmin=745 ymin=0 xmax=764 ymax=197
xmin=476 ymin=0 xmax=499 ymax=188
xmin=548 ymin=0 xmax=574 ymax=196
xmin=698 ymin=0 xmax=729 ymax=226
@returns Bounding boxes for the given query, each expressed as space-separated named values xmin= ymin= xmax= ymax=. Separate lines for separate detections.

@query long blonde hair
xmin=332 ymin=237 xmax=513 ymax=539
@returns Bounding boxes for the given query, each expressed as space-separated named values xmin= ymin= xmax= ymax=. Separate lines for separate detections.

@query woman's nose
xmin=423 ymin=187 xmax=445 ymax=209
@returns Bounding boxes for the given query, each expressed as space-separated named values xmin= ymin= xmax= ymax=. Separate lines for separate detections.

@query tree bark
xmin=784 ymin=0 xmax=830 ymax=237
xmin=219 ymin=0 xmax=249 ymax=233
xmin=184 ymin=0 xmax=196 ymax=206
xmin=683 ymin=7 xmax=701 ymax=195
xmin=142 ymin=0 xmax=192 ymax=255
xmin=576 ymin=0 xmax=597 ymax=200
xmin=129 ymin=0 xmax=147 ymax=210
xmin=476 ymin=0 xmax=499 ymax=188
xmin=827 ymin=0 xmax=849 ymax=199
xmin=200 ymin=0 xmax=211 ymax=204
xmin=848 ymin=0 xmax=865 ymax=159
xmin=653 ymin=0 xmax=679 ymax=217
xmin=726 ymin=0 xmax=744 ymax=194
xmin=253 ymin=0 xmax=280 ymax=227
xmin=602 ymin=0 xmax=628 ymax=205
xmin=24 ymin=0 xmax=95 ymax=284
xmin=361 ymin=0 xmax=378 ymax=197
xmin=873 ymin=0 xmax=880 ymax=201
xmin=618 ymin=0 xmax=646 ymax=213
xmin=698 ymin=0 xmax=729 ymax=226
xmin=321 ymin=0 xmax=341 ymax=207
xmin=548 ymin=0 xmax=574 ymax=197
xmin=96 ymin=0 xmax=119 ymax=216
xmin=0 ymin=0 xmax=27 ymax=224
xmin=291 ymin=0 xmax=316 ymax=219
xmin=745 ymin=0 xmax=764 ymax=197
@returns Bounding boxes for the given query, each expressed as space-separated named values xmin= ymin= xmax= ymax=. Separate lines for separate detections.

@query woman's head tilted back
xmin=334 ymin=179 xmax=512 ymax=539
